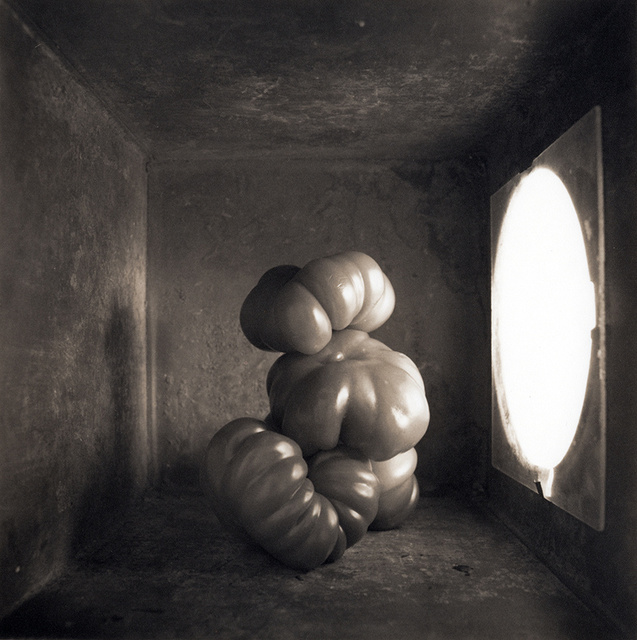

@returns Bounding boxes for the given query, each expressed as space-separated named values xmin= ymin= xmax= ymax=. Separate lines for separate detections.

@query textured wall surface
xmin=148 ymin=157 xmax=490 ymax=491
xmin=486 ymin=3 xmax=637 ymax=635
xmin=0 ymin=4 xmax=148 ymax=618
xmin=9 ymin=0 xmax=626 ymax=162
xmin=4 ymin=0 xmax=633 ymax=633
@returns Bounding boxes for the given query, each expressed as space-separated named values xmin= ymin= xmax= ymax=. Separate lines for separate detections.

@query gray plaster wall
xmin=147 ymin=157 xmax=490 ymax=492
xmin=0 ymin=4 xmax=148 ymax=618
xmin=485 ymin=2 xmax=637 ymax=635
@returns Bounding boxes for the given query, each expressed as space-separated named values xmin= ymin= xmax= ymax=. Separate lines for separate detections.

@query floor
xmin=0 ymin=488 xmax=621 ymax=640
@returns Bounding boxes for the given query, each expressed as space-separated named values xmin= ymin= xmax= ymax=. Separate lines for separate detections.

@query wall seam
xmin=1 ymin=0 xmax=151 ymax=159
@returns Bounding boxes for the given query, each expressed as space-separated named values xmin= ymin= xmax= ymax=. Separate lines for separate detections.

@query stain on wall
xmin=148 ymin=157 xmax=490 ymax=492
xmin=0 ymin=5 xmax=148 ymax=618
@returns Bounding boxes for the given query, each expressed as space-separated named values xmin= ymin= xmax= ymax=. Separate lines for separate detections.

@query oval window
xmin=492 ymin=167 xmax=596 ymax=473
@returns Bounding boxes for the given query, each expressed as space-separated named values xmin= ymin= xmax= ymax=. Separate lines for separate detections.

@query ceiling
xmin=9 ymin=0 xmax=624 ymax=161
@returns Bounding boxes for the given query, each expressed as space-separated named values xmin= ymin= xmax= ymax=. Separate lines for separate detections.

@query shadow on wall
xmin=70 ymin=298 xmax=140 ymax=553
xmin=390 ymin=158 xmax=491 ymax=496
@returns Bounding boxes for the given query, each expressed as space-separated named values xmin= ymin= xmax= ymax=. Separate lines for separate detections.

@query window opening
xmin=490 ymin=107 xmax=605 ymax=530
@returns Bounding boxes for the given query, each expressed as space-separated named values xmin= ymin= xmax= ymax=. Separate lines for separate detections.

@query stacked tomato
xmin=201 ymin=251 xmax=430 ymax=570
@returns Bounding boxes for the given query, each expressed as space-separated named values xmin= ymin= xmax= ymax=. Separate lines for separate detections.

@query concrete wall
xmin=485 ymin=2 xmax=637 ymax=635
xmin=0 ymin=4 xmax=148 ymax=618
xmin=148 ymin=157 xmax=490 ymax=492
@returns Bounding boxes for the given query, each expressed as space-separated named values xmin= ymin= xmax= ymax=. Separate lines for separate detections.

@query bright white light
xmin=492 ymin=167 xmax=596 ymax=472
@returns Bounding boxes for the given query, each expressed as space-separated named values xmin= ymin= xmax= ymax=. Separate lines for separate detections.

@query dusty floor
xmin=0 ymin=488 xmax=621 ymax=640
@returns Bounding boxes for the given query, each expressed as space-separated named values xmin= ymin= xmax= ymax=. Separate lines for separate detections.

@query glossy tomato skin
xmin=239 ymin=265 xmax=332 ymax=354
xmin=239 ymin=251 xmax=395 ymax=355
xmin=307 ymin=446 xmax=380 ymax=550
xmin=370 ymin=448 xmax=420 ymax=530
xmin=202 ymin=418 xmax=380 ymax=571
xmin=267 ymin=329 xmax=430 ymax=461
xmin=293 ymin=251 xmax=395 ymax=333
xmin=372 ymin=475 xmax=420 ymax=531
xmin=239 ymin=265 xmax=298 ymax=351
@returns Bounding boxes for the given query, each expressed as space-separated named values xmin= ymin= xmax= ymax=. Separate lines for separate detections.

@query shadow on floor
xmin=0 ymin=489 xmax=624 ymax=640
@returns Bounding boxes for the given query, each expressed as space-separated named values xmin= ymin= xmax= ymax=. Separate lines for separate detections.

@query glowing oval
xmin=492 ymin=167 xmax=596 ymax=471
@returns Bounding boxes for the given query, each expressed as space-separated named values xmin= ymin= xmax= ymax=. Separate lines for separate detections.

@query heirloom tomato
xmin=267 ymin=329 xmax=430 ymax=461
xmin=240 ymin=251 xmax=395 ymax=355
xmin=370 ymin=448 xmax=420 ymax=530
xmin=202 ymin=418 xmax=380 ymax=571
xmin=306 ymin=446 xmax=380 ymax=556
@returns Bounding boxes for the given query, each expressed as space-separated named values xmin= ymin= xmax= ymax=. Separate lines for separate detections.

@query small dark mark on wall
xmin=452 ymin=564 xmax=473 ymax=576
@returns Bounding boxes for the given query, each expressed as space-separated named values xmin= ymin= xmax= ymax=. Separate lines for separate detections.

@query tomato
xmin=370 ymin=448 xmax=420 ymax=530
xmin=240 ymin=264 xmax=332 ymax=354
xmin=240 ymin=251 xmax=395 ymax=354
xmin=267 ymin=329 xmax=430 ymax=461
xmin=205 ymin=252 xmax=429 ymax=567
xmin=202 ymin=418 xmax=380 ymax=571
xmin=306 ymin=446 xmax=380 ymax=554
